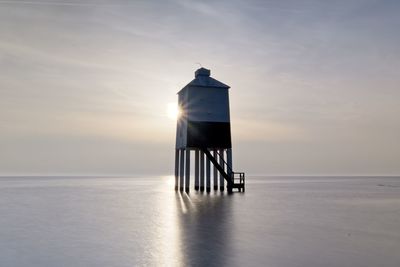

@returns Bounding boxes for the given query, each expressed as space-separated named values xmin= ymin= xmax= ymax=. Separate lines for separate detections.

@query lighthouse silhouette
xmin=174 ymin=67 xmax=245 ymax=193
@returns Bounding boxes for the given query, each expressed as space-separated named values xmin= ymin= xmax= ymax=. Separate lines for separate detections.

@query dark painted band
xmin=187 ymin=121 xmax=232 ymax=148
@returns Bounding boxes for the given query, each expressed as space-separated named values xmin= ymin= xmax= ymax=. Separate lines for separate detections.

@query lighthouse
xmin=174 ymin=68 xmax=245 ymax=193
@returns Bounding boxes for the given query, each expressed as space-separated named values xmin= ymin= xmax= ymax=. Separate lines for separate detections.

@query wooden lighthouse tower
xmin=174 ymin=67 xmax=245 ymax=193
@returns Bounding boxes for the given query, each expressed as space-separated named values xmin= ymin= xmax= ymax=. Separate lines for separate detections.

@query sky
xmin=0 ymin=0 xmax=399 ymax=176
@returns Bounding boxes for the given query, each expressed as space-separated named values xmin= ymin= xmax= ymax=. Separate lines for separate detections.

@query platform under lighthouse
xmin=174 ymin=67 xmax=245 ymax=193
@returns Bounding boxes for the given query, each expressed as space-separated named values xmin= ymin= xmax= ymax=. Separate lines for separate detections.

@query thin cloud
xmin=0 ymin=0 xmax=133 ymax=7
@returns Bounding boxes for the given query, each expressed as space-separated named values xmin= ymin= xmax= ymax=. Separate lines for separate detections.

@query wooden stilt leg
xmin=206 ymin=151 xmax=211 ymax=193
xmin=174 ymin=149 xmax=179 ymax=190
xmin=213 ymin=149 xmax=218 ymax=190
xmin=200 ymin=151 xmax=205 ymax=191
xmin=195 ymin=149 xmax=199 ymax=190
xmin=185 ymin=148 xmax=190 ymax=193
xmin=179 ymin=149 xmax=184 ymax=191
xmin=219 ymin=149 xmax=225 ymax=191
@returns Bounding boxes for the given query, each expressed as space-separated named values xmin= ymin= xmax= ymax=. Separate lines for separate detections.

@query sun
xmin=167 ymin=102 xmax=181 ymax=120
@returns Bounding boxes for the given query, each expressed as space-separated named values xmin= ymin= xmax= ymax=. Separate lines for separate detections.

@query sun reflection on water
xmin=153 ymin=176 xmax=234 ymax=266
xmin=154 ymin=179 xmax=183 ymax=266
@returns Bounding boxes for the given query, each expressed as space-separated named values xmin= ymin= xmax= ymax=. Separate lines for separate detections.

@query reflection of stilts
xmin=174 ymin=191 xmax=233 ymax=266
xmin=173 ymin=68 xmax=245 ymax=193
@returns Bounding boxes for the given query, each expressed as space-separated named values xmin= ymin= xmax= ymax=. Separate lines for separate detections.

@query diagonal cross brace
xmin=200 ymin=148 xmax=233 ymax=188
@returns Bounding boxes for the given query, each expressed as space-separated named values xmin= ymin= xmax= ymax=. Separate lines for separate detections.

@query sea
xmin=0 ymin=176 xmax=399 ymax=267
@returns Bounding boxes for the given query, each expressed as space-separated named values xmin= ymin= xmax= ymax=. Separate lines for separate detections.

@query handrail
xmin=201 ymin=148 xmax=245 ymax=192
xmin=232 ymin=172 xmax=245 ymax=185
xmin=200 ymin=148 xmax=233 ymax=187
xmin=214 ymin=149 xmax=233 ymax=174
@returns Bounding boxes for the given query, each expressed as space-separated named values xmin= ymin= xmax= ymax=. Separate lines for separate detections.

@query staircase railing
xmin=200 ymin=148 xmax=233 ymax=187
xmin=214 ymin=149 xmax=233 ymax=178
xmin=232 ymin=172 xmax=245 ymax=190
xmin=200 ymin=148 xmax=245 ymax=192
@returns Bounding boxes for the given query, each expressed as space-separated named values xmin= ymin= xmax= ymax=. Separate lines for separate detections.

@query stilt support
xmin=174 ymin=149 xmax=179 ymax=190
xmin=179 ymin=149 xmax=184 ymax=191
xmin=200 ymin=150 xmax=205 ymax=191
xmin=194 ymin=149 xmax=199 ymax=191
xmin=206 ymin=151 xmax=211 ymax=193
xmin=219 ymin=149 xmax=225 ymax=191
xmin=213 ymin=149 xmax=218 ymax=190
xmin=185 ymin=148 xmax=190 ymax=193
xmin=227 ymin=148 xmax=233 ymax=178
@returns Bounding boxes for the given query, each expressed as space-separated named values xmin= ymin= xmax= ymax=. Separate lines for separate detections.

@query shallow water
xmin=0 ymin=176 xmax=399 ymax=267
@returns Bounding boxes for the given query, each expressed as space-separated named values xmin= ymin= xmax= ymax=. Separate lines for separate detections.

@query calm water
xmin=0 ymin=176 xmax=399 ymax=267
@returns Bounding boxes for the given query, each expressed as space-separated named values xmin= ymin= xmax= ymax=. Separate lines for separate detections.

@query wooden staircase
xmin=200 ymin=148 xmax=245 ymax=193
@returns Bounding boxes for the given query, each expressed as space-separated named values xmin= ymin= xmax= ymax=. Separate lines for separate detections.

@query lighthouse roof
xmin=178 ymin=68 xmax=230 ymax=94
